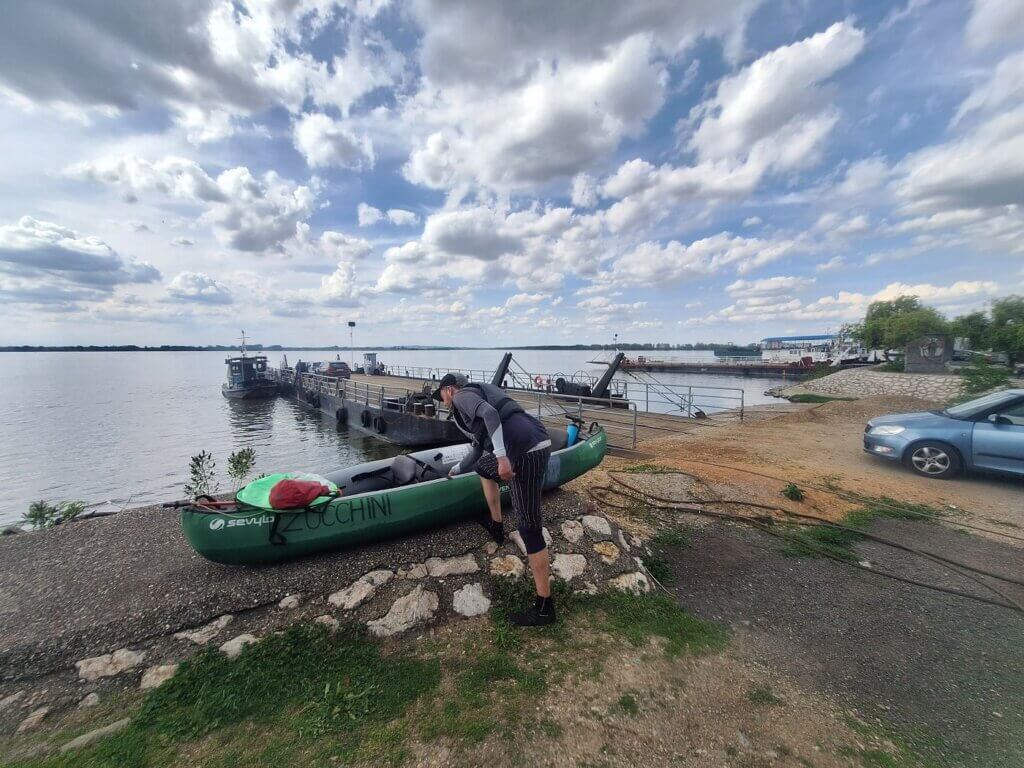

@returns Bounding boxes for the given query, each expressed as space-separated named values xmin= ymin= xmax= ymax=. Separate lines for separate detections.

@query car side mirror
xmin=988 ymin=413 xmax=1011 ymax=425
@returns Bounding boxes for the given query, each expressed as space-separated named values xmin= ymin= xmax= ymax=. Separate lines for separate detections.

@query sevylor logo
xmin=209 ymin=516 xmax=273 ymax=531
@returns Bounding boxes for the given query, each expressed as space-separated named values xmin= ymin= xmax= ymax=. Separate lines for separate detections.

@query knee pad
xmin=519 ymin=526 xmax=546 ymax=555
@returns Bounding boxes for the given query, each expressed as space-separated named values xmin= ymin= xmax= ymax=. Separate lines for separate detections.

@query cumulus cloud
xmin=610 ymin=233 xmax=798 ymax=287
xmin=965 ymin=0 xmax=1024 ymax=50
xmin=69 ymin=156 xmax=316 ymax=252
xmin=293 ymin=112 xmax=374 ymax=169
xmin=422 ymin=207 xmax=521 ymax=260
xmin=0 ymin=216 xmax=160 ymax=305
xmin=726 ymin=276 xmax=815 ymax=298
xmin=404 ymin=34 xmax=668 ymax=191
xmin=167 ymin=271 xmax=233 ymax=304
xmin=357 ymin=203 xmax=384 ymax=227
xmin=386 ymin=208 xmax=419 ymax=226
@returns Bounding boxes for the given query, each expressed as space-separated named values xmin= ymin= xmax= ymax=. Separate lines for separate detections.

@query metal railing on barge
xmin=383 ymin=364 xmax=745 ymax=421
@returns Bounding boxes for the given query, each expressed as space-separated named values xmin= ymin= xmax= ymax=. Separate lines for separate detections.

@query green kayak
xmin=181 ymin=426 xmax=607 ymax=565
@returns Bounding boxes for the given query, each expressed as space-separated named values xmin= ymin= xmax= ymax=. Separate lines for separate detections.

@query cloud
xmin=687 ymin=21 xmax=865 ymax=165
xmin=386 ymin=208 xmax=419 ymax=226
xmin=404 ymin=33 xmax=668 ymax=191
xmin=357 ymin=203 xmax=383 ymax=227
xmin=167 ymin=271 xmax=233 ymax=304
xmin=610 ymin=233 xmax=798 ymax=287
xmin=571 ymin=174 xmax=598 ymax=208
xmin=293 ymin=112 xmax=374 ymax=169
xmin=422 ymin=207 xmax=521 ymax=260
xmin=835 ymin=157 xmax=891 ymax=197
xmin=0 ymin=216 xmax=160 ymax=306
xmin=966 ymin=0 xmax=1024 ymax=50
xmin=953 ymin=50 xmax=1024 ymax=125
xmin=726 ymin=276 xmax=815 ymax=298
xmin=69 ymin=156 xmax=316 ymax=252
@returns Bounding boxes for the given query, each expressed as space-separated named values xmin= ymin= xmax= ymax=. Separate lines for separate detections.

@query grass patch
xmin=10 ymin=624 xmax=439 ymax=768
xmin=782 ymin=496 xmax=938 ymax=561
xmin=841 ymin=716 xmax=947 ymax=768
xmin=616 ymin=694 xmax=639 ymax=716
xmin=782 ymin=482 xmax=805 ymax=502
xmin=620 ymin=463 xmax=675 ymax=474
xmin=644 ymin=528 xmax=690 ymax=585
xmin=596 ymin=592 xmax=727 ymax=657
xmin=786 ymin=393 xmax=856 ymax=403
xmin=747 ymin=684 xmax=784 ymax=706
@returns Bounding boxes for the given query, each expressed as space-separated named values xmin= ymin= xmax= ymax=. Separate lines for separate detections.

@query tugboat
xmin=222 ymin=331 xmax=278 ymax=399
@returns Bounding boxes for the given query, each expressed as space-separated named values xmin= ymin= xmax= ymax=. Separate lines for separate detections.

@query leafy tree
xmin=227 ymin=447 xmax=257 ymax=491
xmin=990 ymin=296 xmax=1024 ymax=364
xmin=851 ymin=296 xmax=948 ymax=350
xmin=948 ymin=311 xmax=991 ymax=349
xmin=184 ymin=451 xmax=218 ymax=500
xmin=22 ymin=500 xmax=86 ymax=529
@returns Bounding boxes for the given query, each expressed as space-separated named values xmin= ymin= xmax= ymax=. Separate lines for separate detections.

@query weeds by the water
xmin=184 ymin=451 xmax=218 ymax=500
xmin=786 ymin=394 xmax=856 ymax=403
xmin=226 ymin=448 xmax=257 ymax=491
xmin=782 ymin=496 xmax=938 ymax=561
xmin=21 ymin=500 xmax=86 ymax=530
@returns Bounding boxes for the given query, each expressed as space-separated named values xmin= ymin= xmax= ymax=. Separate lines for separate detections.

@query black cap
xmin=431 ymin=372 xmax=468 ymax=401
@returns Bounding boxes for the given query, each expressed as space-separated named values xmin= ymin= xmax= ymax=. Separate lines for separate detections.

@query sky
xmin=0 ymin=0 xmax=1022 ymax=347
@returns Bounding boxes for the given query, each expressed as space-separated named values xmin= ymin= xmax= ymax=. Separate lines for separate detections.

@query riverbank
xmin=2 ymin=399 xmax=1022 ymax=766
xmin=766 ymin=364 xmax=1024 ymax=402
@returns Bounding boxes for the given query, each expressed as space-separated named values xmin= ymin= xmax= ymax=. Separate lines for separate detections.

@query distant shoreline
xmin=0 ymin=343 xmax=759 ymax=353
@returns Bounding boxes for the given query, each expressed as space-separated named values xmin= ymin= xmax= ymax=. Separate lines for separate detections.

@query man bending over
xmin=433 ymin=373 xmax=555 ymax=626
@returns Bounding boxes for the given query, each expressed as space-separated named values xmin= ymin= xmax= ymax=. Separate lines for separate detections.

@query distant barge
xmin=618 ymin=356 xmax=826 ymax=378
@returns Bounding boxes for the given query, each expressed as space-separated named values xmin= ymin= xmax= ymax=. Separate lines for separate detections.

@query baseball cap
xmin=431 ymin=372 xmax=468 ymax=401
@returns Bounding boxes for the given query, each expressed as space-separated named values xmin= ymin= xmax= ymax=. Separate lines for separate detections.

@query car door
xmin=971 ymin=397 xmax=1024 ymax=475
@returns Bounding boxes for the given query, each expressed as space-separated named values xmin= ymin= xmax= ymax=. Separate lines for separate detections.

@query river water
xmin=0 ymin=350 xmax=787 ymax=527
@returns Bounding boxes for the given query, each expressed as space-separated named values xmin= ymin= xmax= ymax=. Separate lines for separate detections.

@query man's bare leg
xmin=481 ymin=477 xmax=503 ymax=523
xmin=528 ymin=548 xmax=551 ymax=598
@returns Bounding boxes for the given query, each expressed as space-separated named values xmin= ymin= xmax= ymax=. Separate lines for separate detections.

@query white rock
xmin=483 ymin=541 xmax=499 ymax=555
xmin=0 ymin=690 xmax=24 ymax=711
xmin=367 ymin=587 xmax=439 ymax=637
xmin=593 ymin=541 xmax=620 ymax=564
xmin=551 ymin=553 xmax=588 ymax=582
xmin=633 ymin=556 xmax=647 ymax=572
xmin=489 ymin=555 xmax=525 ymax=579
xmin=140 ymin=664 xmax=179 ymax=690
xmin=219 ymin=634 xmax=258 ymax=659
xmin=609 ymin=572 xmax=651 ymax=594
xmin=77 ymin=693 xmax=99 ymax=709
xmin=76 ymin=649 xmax=146 ymax=681
xmin=561 ymin=520 xmax=584 ymax=544
xmin=581 ymin=515 xmax=612 ymax=539
xmin=328 ymin=569 xmax=394 ymax=610
xmin=425 ymin=554 xmax=479 ymax=577
xmin=59 ymin=718 xmax=130 ymax=753
xmin=574 ymin=581 xmax=599 ymax=596
xmin=397 ymin=563 xmax=427 ymax=579
xmin=509 ymin=527 xmax=554 ymax=556
xmin=452 ymin=583 xmax=491 ymax=617
xmin=617 ymin=529 xmax=631 ymax=552
xmin=17 ymin=707 xmax=49 ymax=734
xmin=174 ymin=614 xmax=234 ymax=645
xmin=278 ymin=594 xmax=302 ymax=609
xmin=313 ymin=615 xmax=339 ymax=631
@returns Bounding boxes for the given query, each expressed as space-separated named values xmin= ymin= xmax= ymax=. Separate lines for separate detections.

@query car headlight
xmin=869 ymin=425 xmax=906 ymax=436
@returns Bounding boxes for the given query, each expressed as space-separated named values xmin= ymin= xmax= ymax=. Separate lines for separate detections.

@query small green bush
xmin=22 ymin=500 xmax=87 ymax=530
xmin=958 ymin=359 xmax=1010 ymax=396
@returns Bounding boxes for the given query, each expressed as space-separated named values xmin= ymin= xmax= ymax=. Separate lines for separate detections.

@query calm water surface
xmin=0 ymin=350 xmax=787 ymax=526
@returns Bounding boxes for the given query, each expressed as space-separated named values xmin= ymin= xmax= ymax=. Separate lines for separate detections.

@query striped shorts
xmin=475 ymin=448 xmax=551 ymax=533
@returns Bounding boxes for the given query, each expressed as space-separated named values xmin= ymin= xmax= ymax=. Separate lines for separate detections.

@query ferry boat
xmin=222 ymin=332 xmax=278 ymax=399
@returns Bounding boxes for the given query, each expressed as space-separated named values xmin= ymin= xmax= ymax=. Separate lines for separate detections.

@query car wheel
xmin=906 ymin=442 xmax=961 ymax=479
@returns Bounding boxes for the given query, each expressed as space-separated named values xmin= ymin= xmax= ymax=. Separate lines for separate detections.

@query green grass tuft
xmin=616 ymin=694 xmax=639 ymax=716
xmin=783 ymin=497 xmax=938 ymax=560
xmin=596 ymin=592 xmax=727 ymax=657
xmin=748 ymin=684 xmax=784 ymax=706
xmin=786 ymin=393 xmax=856 ymax=403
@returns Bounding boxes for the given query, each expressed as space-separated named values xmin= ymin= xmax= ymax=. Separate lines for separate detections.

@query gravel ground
xmin=0 ymin=490 xmax=583 ymax=682
xmin=666 ymin=517 xmax=1024 ymax=768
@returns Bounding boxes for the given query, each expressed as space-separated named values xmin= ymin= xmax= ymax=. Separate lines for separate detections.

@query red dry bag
xmin=268 ymin=479 xmax=332 ymax=509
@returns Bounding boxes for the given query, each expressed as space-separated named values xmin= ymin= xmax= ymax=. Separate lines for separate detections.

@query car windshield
xmin=943 ymin=391 xmax=1019 ymax=419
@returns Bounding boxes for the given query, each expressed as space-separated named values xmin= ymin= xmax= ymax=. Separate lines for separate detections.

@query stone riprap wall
xmin=0 ymin=501 xmax=649 ymax=750
xmin=770 ymin=366 xmax=967 ymax=402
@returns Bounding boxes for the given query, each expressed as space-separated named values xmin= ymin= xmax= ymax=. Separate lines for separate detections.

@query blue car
xmin=864 ymin=389 xmax=1024 ymax=479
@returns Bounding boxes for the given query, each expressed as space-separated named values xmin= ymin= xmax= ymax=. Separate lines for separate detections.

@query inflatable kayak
xmin=181 ymin=425 xmax=607 ymax=565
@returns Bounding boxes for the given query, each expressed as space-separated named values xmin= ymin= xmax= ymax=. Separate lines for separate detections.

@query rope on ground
xmin=588 ymin=470 xmax=1024 ymax=615
xmin=625 ymin=457 xmax=1024 ymax=543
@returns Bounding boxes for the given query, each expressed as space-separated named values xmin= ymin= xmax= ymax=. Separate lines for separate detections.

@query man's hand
xmin=447 ymin=466 xmax=459 ymax=479
xmin=497 ymin=456 xmax=515 ymax=481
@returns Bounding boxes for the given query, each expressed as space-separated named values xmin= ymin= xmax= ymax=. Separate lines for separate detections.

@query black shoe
xmin=509 ymin=596 xmax=557 ymax=627
xmin=479 ymin=517 xmax=505 ymax=545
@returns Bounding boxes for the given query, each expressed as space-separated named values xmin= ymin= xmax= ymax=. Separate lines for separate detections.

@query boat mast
xmin=240 ymin=330 xmax=247 ymax=358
